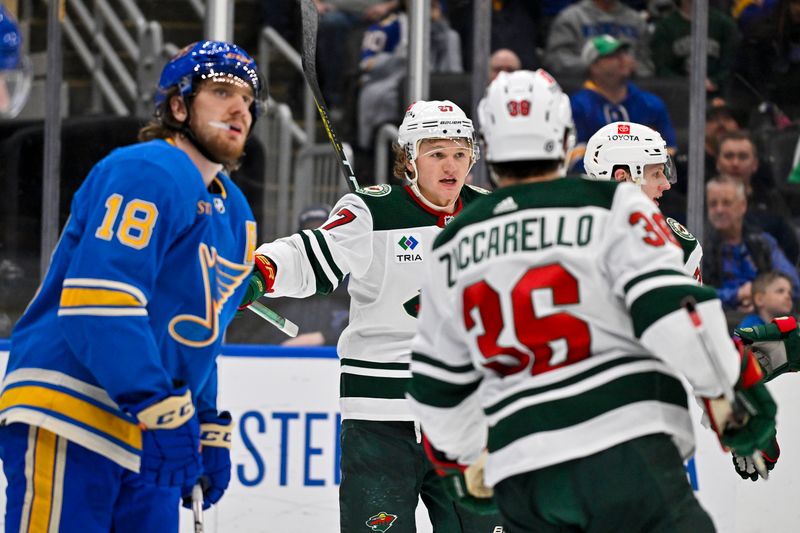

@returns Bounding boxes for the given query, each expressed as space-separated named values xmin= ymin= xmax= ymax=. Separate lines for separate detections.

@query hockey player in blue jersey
xmin=0 ymin=41 xmax=261 ymax=532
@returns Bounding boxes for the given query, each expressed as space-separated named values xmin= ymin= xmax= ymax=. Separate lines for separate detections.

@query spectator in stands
xmin=733 ymin=0 xmax=779 ymax=33
xmin=569 ymin=35 xmax=677 ymax=171
xmin=674 ymin=102 xmax=741 ymax=196
xmin=314 ymin=0 xmax=400 ymax=112
xmin=544 ymin=0 xmax=654 ymax=77
xmin=489 ymin=48 xmax=522 ymax=81
xmin=228 ymin=205 xmax=350 ymax=346
xmin=356 ymin=0 xmax=461 ymax=151
xmin=490 ymin=0 xmax=543 ymax=68
xmin=702 ymin=176 xmax=799 ymax=312
xmin=651 ymin=0 xmax=740 ymax=98
xmin=733 ymin=0 xmax=800 ymax=119
xmin=737 ymin=271 xmax=795 ymax=327
xmin=0 ymin=5 xmax=31 ymax=118
xmin=716 ymin=130 xmax=799 ymax=263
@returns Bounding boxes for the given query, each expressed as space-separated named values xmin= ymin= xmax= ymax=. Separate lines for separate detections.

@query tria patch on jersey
xmin=366 ymin=512 xmax=398 ymax=532
xmin=666 ymin=217 xmax=695 ymax=241
xmin=358 ymin=184 xmax=392 ymax=197
xmin=394 ymin=232 xmax=423 ymax=263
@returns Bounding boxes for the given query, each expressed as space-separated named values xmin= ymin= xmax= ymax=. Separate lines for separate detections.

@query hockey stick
xmin=191 ymin=483 xmax=204 ymax=533
xmin=248 ymin=300 xmax=300 ymax=337
xmin=298 ymin=0 xmax=361 ymax=193
xmin=682 ymin=297 xmax=768 ymax=480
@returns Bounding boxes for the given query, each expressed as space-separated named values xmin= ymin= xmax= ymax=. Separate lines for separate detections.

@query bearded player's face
xmin=189 ymin=79 xmax=254 ymax=165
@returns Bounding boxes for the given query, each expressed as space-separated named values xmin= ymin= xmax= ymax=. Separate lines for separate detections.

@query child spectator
xmin=738 ymin=271 xmax=795 ymax=327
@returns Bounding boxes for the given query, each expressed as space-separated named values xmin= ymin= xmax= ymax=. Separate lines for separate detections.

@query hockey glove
xmin=126 ymin=385 xmax=202 ymax=488
xmin=422 ymin=435 xmax=498 ymax=516
xmin=182 ymin=411 xmax=233 ymax=510
xmin=732 ymin=436 xmax=780 ymax=481
xmin=735 ymin=316 xmax=800 ymax=381
xmin=705 ymin=347 xmax=777 ymax=457
xmin=236 ymin=254 xmax=277 ymax=316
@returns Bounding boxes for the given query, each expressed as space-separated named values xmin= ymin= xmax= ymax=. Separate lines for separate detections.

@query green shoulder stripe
xmin=630 ymin=284 xmax=717 ymax=338
xmin=435 ymin=177 xmax=618 ymax=249
xmin=357 ymin=185 xmax=439 ymax=230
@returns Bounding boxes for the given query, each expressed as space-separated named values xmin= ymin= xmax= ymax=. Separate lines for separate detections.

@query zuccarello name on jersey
xmin=441 ymin=213 xmax=595 ymax=286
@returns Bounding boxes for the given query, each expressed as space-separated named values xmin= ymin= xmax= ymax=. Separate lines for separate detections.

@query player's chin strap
xmin=405 ymin=146 xmax=477 ymax=213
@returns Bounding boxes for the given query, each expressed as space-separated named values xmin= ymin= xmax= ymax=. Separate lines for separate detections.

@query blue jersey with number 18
xmin=0 ymin=139 xmax=256 ymax=472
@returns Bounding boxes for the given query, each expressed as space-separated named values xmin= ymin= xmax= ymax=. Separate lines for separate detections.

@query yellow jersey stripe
xmin=28 ymin=427 xmax=56 ymax=533
xmin=60 ymin=287 xmax=144 ymax=308
xmin=0 ymin=386 xmax=141 ymax=450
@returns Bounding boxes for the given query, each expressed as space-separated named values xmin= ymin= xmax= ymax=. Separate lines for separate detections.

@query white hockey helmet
xmin=478 ymin=69 xmax=575 ymax=169
xmin=583 ymin=121 xmax=676 ymax=185
xmin=397 ymin=100 xmax=479 ymax=211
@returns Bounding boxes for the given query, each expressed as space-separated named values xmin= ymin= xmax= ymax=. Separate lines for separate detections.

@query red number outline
xmin=321 ymin=208 xmax=356 ymax=231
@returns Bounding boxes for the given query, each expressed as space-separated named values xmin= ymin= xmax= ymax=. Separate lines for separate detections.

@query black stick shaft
xmin=298 ymin=0 xmax=360 ymax=193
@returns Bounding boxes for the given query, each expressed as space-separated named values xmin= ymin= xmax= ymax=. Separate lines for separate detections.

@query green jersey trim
xmin=310 ymin=229 xmax=344 ymax=284
xmin=340 ymin=358 xmax=409 ymax=371
xmin=299 ymin=231 xmax=334 ymax=295
xmin=435 ymin=177 xmax=617 ymax=249
xmin=341 ymin=373 xmax=409 ymax=400
xmin=629 ymin=284 xmax=717 ymax=338
xmin=407 ymin=374 xmax=482 ymax=408
xmin=484 ymin=355 xmax=655 ymax=415
xmin=623 ymin=269 xmax=688 ymax=294
xmin=487 ymin=370 xmax=687 ymax=452
xmin=412 ymin=352 xmax=476 ymax=374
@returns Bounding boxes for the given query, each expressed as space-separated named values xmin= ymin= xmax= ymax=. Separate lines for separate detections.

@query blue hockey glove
xmin=126 ymin=385 xmax=202 ymax=487
xmin=422 ymin=435 xmax=498 ymax=516
xmin=182 ymin=411 xmax=234 ymax=510
xmin=735 ymin=316 xmax=800 ymax=381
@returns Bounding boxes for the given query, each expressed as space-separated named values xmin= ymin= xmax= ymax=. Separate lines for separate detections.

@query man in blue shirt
xmin=702 ymin=176 xmax=799 ymax=312
xmin=569 ymin=34 xmax=677 ymax=172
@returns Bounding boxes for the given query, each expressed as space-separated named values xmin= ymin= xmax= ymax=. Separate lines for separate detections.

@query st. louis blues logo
xmin=169 ymin=243 xmax=251 ymax=347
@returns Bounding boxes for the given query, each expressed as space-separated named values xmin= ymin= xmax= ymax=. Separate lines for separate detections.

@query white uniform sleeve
xmin=407 ymin=238 xmax=487 ymax=465
xmin=255 ymin=194 xmax=374 ymax=298
xmin=601 ymin=183 xmax=738 ymax=397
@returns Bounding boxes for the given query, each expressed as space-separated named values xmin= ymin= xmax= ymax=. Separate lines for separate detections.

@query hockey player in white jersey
xmin=238 ymin=101 xmax=503 ymax=531
xmin=581 ymin=122 xmax=784 ymax=480
xmin=407 ymin=69 xmax=777 ymax=532
xmin=583 ymin=121 xmax=703 ymax=282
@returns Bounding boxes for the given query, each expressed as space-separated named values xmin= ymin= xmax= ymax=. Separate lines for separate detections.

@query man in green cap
xmin=568 ymin=34 xmax=678 ymax=173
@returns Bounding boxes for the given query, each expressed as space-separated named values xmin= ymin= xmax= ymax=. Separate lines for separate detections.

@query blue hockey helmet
xmin=0 ymin=6 xmax=21 ymax=70
xmin=155 ymin=40 xmax=263 ymax=119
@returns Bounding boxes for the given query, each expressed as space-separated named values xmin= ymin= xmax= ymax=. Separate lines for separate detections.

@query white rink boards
xmin=1 ymin=344 xmax=798 ymax=532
